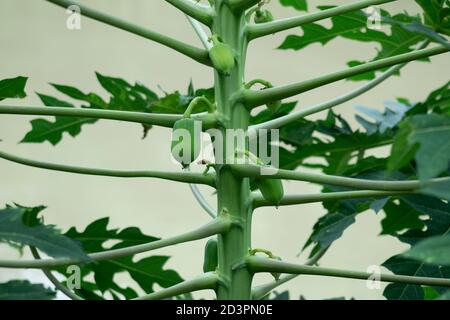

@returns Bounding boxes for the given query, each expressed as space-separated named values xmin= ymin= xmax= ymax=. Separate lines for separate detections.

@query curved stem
xmin=244 ymin=79 xmax=273 ymax=89
xmin=247 ymin=256 xmax=450 ymax=287
xmin=251 ymin=41 xmax=430 ymax=130
xmin=165 ymin=0 xmax=213 ymax=26
xmin=186 ymin=15 xmax=212 ymax=49
xmin=230 ymin=164 xmax=450 ymax=192
xmin=247 ymin=0 xmax=397 ymax=40
xmin=184 ymin=96 xmax=216 ymax=118
xmin=44 ymin=0 xmax=211 ymax=65
xmin=0 ymin=150 xmax=215 ymax=186
xmin=184 ymin=167 xmax=217 ymax=218
xmin=30 ymin=247 xmax=84 ymax=301
xmin=242 ymin=45 xmax=450 ymax=108
xmin=0 ymin=217 xmax=232 ymax=269
xmin=253 ymin=190 xmax=413 ymax=208
xmin=0 ymin=105 xmax=218 ymax=129
xmin=251 ymin=247 xmax=329 ymax=300
xmin=134 ymin=272 xmax=219 ymax=300
xmin=189 ymin=184 xmax=217 ymax=218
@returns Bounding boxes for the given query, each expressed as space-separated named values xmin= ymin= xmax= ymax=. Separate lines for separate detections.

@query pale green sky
xmin=0 ymin=0 xmax=449 ymax=300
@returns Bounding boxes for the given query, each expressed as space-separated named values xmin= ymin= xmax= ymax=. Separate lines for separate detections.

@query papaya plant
xmin=0 ymin=0 xmax=450 ymax=300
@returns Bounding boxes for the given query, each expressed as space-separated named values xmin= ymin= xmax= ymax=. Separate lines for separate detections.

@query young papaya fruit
xmin=171 ymin=118 xmax=201 ymax=168
xmin=254 ymin=9 xmax=274 ymax=24
xmin=203 ymin=238 xmax=219 ymax=273
xmin=255 ymin=178 xmax=284 ymax=206
xmin=209 ymin=35 xmax=235 ymax=75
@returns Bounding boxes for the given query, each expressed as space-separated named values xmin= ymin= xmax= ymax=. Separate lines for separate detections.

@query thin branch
xmin=228 ymin=0 xmax=261 ymax=11
xmin=0 ymin=217 xmax=232 ymax=269
xmin=241 ymin=45 xmax=450 ymax=108
xmin=251 ymin=41 xmax=430 ymax=130
xmin=252 ymin=247 xmax=329 ymax=300
xmin=30 ymin=247 xmax=84 ymax=300
xmin=230 ymin=164 xmax=450 ymax=192
xmin=0 ymin=150 xmax=216 ymax=187
xmin=253 ymin=190 xmax=413 ymax=208
xmin=247 ymin=0 xmax=397 ymax=40
xmin=186 ymin=15 xmax=212 ymax=50
xmin=184 ymin=167 xmax=217 ymax=218
xmin=134 ymin=272 xmax=219 ymax=300
xmin=189 ymin=184 xmax=217 ymax=218
xmin=0 ymin=105 xmax=217 ymax=129
xmin=247 ymin=256 xmax=450 ymax=287
xmin=250 ymin=64 xmax=401 ymax=130
xmin=44 ymin=0 xmax=211 ymax=65
xmin=165 ymin=0 xmax=213 ymax=26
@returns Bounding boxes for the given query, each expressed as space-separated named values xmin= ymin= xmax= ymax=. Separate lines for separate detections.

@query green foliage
xmin=389 ymin=114 xmax=450 ymax=181
xmin=415 ymin=0 xmax=450 ymax=35
xmin=20 ymin=73 xmax=214 ymax=145
xmin=278 ymin=7 xmax=428 ymax=80
xmin=21 ymin=94 xmax=97 ymax=145
xmin=0 ymin=205 xmax=89 ymax=261
xmin=0 ymin=280 xmax=55 ymax=300
xmin=382 ymin=195 xmax=450 ymax=299
xmin=1 ymin=0 xmax=450 ymax=301
xmin=437 ymin=290 xmax=450 ymax=300
xmin=404 ymin=235 xmax=450 ymax=265
xmin=280 ymin=0 xmax=308 ymax=12
xmin=0 ymin=76 xmax=27 ymax=100
xmin=58 ymin=217 xmax=183 ymax=300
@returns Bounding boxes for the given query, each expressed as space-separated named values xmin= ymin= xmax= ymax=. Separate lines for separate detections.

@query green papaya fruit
xmin=203 ymin=238 xmax=218 ymax=273
xmin=171 ymin=118 xmax=201 ymax=167
xmin=254 ymin=9 xmax=274 ymax=24
xmin=255 ymin=178 xmax=284 ymax=206
xmin=209 ymin=35 xmax=235 ymax=75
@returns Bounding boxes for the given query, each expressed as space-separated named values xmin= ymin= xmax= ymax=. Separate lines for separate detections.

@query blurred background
xmin=0 ymin=0 xmax=448 ymax=300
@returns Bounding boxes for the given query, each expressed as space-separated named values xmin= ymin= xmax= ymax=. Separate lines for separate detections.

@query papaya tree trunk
xmin=213 ymin=1 xmax=254 ymax=300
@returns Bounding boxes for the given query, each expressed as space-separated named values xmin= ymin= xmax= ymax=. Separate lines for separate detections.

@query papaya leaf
xmin=383 ymin=195 xmax=450 ymax=300
xmin=20 ymin=94 xmax=97 ymax=145
xmin=0 ymin=280 xmax=56 ymax=300
xmin=0 ymin=76 xmax=27 ymax=101
xmin=279 ymin=0 xmax=308 ymax=12
xmin=415 ymin=0 xmax=450 ymax=36
xmin=0 ymin=206 xmax=89 ymax=261
xmin=388 ymin=114 xmax=450 ymax=181
xmin=380 ymin=200 xmax=424 ymax=236
xmin=403 ymin=235 xmax=450 ymax=265
xmin=278 ymin=8 xmax=427 ymax=81
xmin=57 ymin=217 xmax=183 ymax=299
xmin=20 ymin=73 xmax=214 ymax=145
xmin=437 ymin=290 xmax=450 ymax=300
xmin=354 ymin=101 xmax=410 ymax=134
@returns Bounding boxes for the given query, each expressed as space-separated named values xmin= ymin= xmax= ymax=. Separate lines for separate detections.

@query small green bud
xmin=203 ymin=238 xmax=218 ymax=273
xmin=255 ymin=178 xmax=284 ymax=206
xmin=171 ymin=118 xmax=201 ymax=167
xmin=209 ymin=35 xmax=235 ymax=75
xmin=254 ymin=9 xmax=274 ymax=24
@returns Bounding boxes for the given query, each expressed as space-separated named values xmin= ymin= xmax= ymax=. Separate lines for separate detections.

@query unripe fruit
xmin=209 ymin=35 xmax=235 ymax=75
xmin=255 ymin=178 xmax=284 ymax=206
xmin=254 ymin=9 xmax=274 ymax=24
xmin=203 ymin=238 xmax=218 ymax=273
xmin=171 ymin=118 xmax=201 ymax=168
